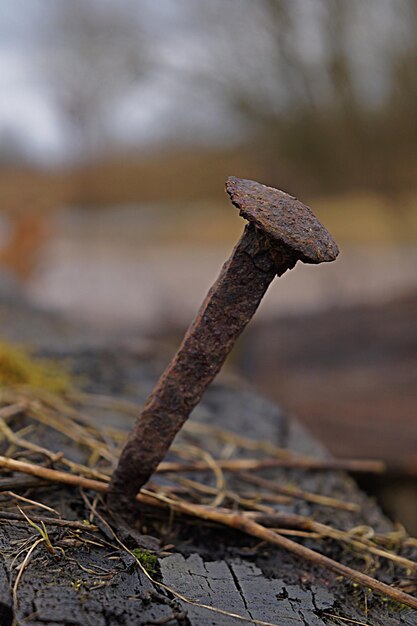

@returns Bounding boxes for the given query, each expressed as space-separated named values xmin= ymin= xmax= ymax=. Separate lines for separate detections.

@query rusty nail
xmin=108 ymin=177 xmax=339 ymax=511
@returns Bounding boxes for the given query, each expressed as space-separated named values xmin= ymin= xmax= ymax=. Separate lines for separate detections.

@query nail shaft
xmin=109 ymin=225 xmax=281 ymax=504
xmin=109 ymin=177 xmax=339 ymax=509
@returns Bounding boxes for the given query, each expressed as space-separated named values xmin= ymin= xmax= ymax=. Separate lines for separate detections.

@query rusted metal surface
xmin=226 ymin=176 xmax=339 ymax=264
xmin=109 ymin=177 xmax=339 ymax=510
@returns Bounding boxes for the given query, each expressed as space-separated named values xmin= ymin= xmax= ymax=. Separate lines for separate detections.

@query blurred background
xmin=0 ymin=1 xmax=416 ymax=524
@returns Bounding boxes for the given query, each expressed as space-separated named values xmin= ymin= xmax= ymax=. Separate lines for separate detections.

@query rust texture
xmin=226 ymin=177 xmax=339 ymax=264
xmin=109 ymin=177 xmax=339 ymax=510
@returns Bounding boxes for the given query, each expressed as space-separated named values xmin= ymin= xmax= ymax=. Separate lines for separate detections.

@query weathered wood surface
xmin=0 ymin=297 xmax=417 ymax=625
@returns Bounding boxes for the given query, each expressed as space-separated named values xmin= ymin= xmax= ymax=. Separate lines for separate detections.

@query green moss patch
xmin=131 ymin=548 xmax=159 ymax=575
xmin=0 ymin=340 xmax=72 ymax=394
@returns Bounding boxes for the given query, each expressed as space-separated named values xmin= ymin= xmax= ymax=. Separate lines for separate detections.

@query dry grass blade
xmin=0 ymin=400 xmax=28 ymax=421
xmin=4 ymin=491 xmax=59 ymax=515
xmin=0 ymin=415 xmax=61 ymax=461
xmin=248 ymin=512 xmax=417 ymax=573
xmin=60 ymin=460 xmax=111 ymax=482
xmin=27 ymin=403 xmax=114 ymax=463
xmin=171 ymin=444 xmax=226 ymax=507
xmin=158 ymin=457 xmax=384 ymax=475
xmin=4 ymin=389 xmax=383 ymax=476
xmin=183 ymin=421 xmax=294 ymax=458
xmin=67 ymin=391 xmax=139 ymax=416
xmin=25 ymin=389 xmax=126 ymax=449
xmin=321 ymin=613 xmax=371 ymax=625
xmin=0 ymin=455 xmax=109 ymax=493
xmin=22 ymin=388 xmax=92 ymax=420
xmin=182 ymin=422 xmax=385 ymax=473
xmin=239 ymin=472 xmax=359 ymax=512
xmin=0 ymin=509 xmax=97 ymax=530
xmin=171 ymin=477 xmax=277 ymax=513
xmin=0 ymin=413 xmax=112 ymax=481
xmin=12 ymin=537 xmax=44 ymax=610
xmin=0 ymin=476 xmax=45 ymax=490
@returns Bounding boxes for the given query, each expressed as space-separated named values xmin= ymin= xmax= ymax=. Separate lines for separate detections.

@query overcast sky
xmin=0 ymin=1 xmax=221 ymax=161
xmin=0 ymin=0 xmax=409 ymax=164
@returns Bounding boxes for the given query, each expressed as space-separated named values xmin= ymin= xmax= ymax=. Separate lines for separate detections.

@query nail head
xmin=226 ymin=176 xmax=339 ymax=264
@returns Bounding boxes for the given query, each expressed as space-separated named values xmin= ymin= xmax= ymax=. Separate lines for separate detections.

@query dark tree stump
xmin=0 ymin=297 xmax=416 ymax=625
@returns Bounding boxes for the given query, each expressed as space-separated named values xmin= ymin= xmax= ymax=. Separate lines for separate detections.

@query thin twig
xmin=4 ymin=491 xmax=59 ymax=515
xmin=247 ymin=511 xmax=417 ymax=572
xmin=144 ymin=491 xmax=417 ymax=610
xmin=158 ymin=457 xmax=385 ymax=474
xmin=0 ymin=455 xmax=110 ymax=492
xmin=182 ymin=422 xmax=385 ymax=473
xmin=171 ymin=477 xmax=278 ymax=513
xmin=67 ymin=391 xmax=139 ymax=416
xmin=0 ymin=509 xmax=97 ymax=531
xmin=0 ymin=416 xmax=61 ymax=461
xmin=2 ymin=455 xmax=417 ymax=610
xmin=0 ymin=416 xmax=112 ymax=481
xmin=26 ymin=402 xmax=114 ymax=462
xmin=321 ymin=613 xmax=371 ymax=625
xmin=239 ymin=472 xmax=359 ymax=512
xmin=12 ymin=537 xmax=44 ymax=609
xmin=0 ymin=401 xmax=28 ymax=421
xmin=174 ymin=444 xmax=227 ymax=507
xmin=0 ymin=476 xmax=46 ymax=490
